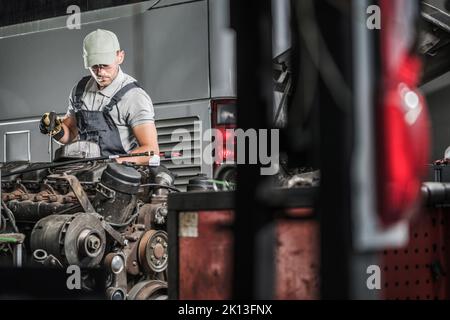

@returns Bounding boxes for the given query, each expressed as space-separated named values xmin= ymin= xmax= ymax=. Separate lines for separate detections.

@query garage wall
xmin=0 ymin=0 xmax=211 ymax=163
xmin=0 ymin=0 xmax=209 ymax=121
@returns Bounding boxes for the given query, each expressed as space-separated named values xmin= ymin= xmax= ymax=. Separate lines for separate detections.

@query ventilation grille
xmin=156 ymin=116 xmax=202 ymax=191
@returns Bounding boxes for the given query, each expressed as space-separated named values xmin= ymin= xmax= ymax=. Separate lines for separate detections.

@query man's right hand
xmin=39 ymin=112 xmax=64 ymax=140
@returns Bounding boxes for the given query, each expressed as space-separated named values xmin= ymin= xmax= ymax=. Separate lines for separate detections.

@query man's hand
xmin=39 ymin=112 xmax=65 ymax=140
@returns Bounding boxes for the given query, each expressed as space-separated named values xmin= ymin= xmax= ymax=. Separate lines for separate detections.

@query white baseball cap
xmin=83 ymin=29 xmax=120 ymax=69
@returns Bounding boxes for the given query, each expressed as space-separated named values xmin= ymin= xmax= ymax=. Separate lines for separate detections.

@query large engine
xmin=0 ymin=141 xmax=174 ymax=300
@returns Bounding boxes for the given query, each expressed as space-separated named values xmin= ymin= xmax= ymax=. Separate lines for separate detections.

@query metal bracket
xmin=96 ymin=183 xmax=116 ymax=199
xmin=47 ymin=174 xmax=125 ymax=246
xmin=98 ymin=215 xmax=126 ymax=246
xmin=48 ymin=174 xmax=96 ymax=213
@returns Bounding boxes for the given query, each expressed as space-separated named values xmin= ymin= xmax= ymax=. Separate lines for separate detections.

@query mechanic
xmin=39 ymin=29 xmax=159 ymax=165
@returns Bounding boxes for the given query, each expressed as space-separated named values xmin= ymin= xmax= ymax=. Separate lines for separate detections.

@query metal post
xmin=230 ymin=0 xmax=275 ymax=299
xmin=14 ymin=243 xmax=22 ymax=267
xmin=304 ymin=0 xmax=354 ymax=299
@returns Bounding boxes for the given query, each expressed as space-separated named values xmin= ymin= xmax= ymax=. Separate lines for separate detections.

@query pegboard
xmin=382 ymin=208 xmax=450 ymax=300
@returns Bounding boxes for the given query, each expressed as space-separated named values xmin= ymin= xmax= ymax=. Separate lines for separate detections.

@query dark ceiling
xmin=0 ymin=0 xmax=144 ymax=28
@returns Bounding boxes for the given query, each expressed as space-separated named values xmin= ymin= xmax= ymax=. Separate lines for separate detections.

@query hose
xmin=0 ymin=237 xmax=17 ymax=243
xmin=140 ymin=183 xmax=181 ymax=193
xmin=1 ymin=200 xmax=18 ymax=233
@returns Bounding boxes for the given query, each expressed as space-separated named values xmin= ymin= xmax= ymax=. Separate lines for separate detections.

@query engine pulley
xmin=30 ymin=212 xmax=106 ymax=267
xmin=138 ymin=230 xmax=168 ymax=273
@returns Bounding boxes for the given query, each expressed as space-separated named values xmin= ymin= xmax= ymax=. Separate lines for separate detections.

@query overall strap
xmin=71 ymin=76 xmax=91 ymax=110
xmin=103 ymin=82 xmax=140 ymax=113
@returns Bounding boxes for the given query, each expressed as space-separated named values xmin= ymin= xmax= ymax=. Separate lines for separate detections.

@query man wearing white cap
xmin=39 ymin=29 xmax=159 ymax=165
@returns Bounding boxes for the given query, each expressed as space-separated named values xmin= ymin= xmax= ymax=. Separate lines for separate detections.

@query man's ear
xmin=116 ymin=50 xmax=125 ymax=65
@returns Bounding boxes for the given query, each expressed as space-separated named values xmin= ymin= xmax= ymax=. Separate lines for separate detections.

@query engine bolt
xmin=86 ymin=234 xmax=101 ymax=252
xmin=160 ymin=207 xmax=168 ymax=216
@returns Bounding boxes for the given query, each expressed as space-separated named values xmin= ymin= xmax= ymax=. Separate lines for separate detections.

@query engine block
xmin=0 ymin=145 xmax=175 ymax=300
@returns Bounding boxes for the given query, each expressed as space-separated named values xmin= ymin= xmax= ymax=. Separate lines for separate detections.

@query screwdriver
xmin=47 ymin=111 xmax=57 ymax=162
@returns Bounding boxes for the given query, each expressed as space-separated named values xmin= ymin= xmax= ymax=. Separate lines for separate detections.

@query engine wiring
xmin=0 ymin=236 xmax=17 ymax=258
xmin=206 ymin=179 xmax=236 ymax=191
xmin=140 ymin=180 xmax=235 ymax=192
xmin=140 ymin=183 xmax=181 ymax=193
xmin=1 ymin=200 xmax=18 ymax=233
xmin=0 ymin=209 xmax=3 ymax=232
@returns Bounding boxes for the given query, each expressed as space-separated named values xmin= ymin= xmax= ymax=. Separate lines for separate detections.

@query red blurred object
xmin=377 ymin=0 xmax=430 ymax=226
xmin=211 ymin=99 xmax=237 ymax=169
xmin=159 ymin=151 xmax=183 ymax=159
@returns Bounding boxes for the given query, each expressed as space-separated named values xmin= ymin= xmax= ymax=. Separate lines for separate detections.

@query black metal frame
xmin=313 ymin=1 xmax=354 ymax=299
xmin=167 ymin=187 xmax=318 ymax=300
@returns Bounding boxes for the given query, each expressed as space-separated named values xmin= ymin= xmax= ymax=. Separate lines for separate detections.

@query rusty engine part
xmin=0 ymin=141 xmax=176 ymax=299
xmin=138 ymin=229 xmax=169 ymax=274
